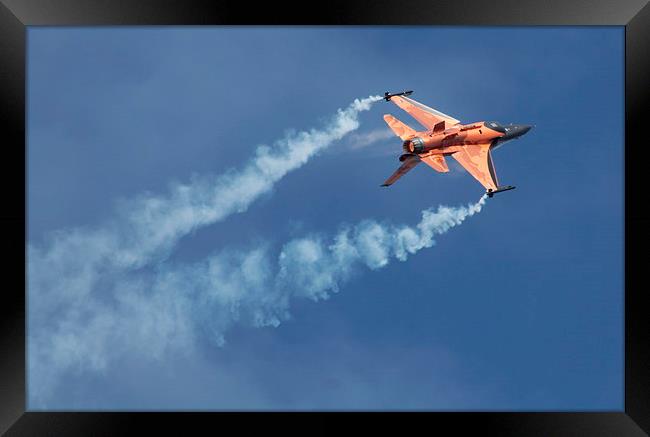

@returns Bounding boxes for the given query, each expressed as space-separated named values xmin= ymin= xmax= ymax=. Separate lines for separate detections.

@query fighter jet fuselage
xmin=400 ymin=121 xmax=531 ymax=156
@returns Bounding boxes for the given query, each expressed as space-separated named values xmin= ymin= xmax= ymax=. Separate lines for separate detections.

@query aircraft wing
xmin=420 ymin=154 xmax=449 ymax=173
xmin=390 ymin=95 xmax=461 ymax=130
xmin=381 ymin=154 xmax=420 ymax=186
xmin=451 ymin=143 xmax=499 ymax=191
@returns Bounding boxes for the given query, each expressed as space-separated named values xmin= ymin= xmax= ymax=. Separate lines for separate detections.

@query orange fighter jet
xmin=381 ymin=91 xmax=532 ymax=197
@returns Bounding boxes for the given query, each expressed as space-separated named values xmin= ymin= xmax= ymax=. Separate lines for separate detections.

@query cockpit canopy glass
xmin=485 ymin=121 xmax=506 ymax=133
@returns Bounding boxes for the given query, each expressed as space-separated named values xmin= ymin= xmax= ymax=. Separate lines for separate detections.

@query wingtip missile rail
xmin=384 ymin=90 xmax=414 ymax=101
xmin=486 ymin=186 xmax=516 ymax=198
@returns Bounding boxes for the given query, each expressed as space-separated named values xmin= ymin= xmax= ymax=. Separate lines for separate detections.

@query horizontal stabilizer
xmin=381 ymin=154 xmax=420 ymax=186
xmin=383 ymin=114 xmax=416 ymax=141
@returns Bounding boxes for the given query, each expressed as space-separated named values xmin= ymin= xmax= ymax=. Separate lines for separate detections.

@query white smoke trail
xmin=29 ymin=195 xmax=487 ymax=406
xmin=27 ymin=95 xmax=381 ymax=320
xmin=110 ymin=95 xmax=383 ymax=268
xmin=276 ymin=195 xmax=487 ymax=302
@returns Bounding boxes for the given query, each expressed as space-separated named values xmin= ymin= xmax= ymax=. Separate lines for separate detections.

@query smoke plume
xmin=28 ymin=95 xmax=380 ymax=320
xmin=29 ymin=193 xmax=487 ymax=406
xmin=28 ymin=95 xmax=381 ymax=405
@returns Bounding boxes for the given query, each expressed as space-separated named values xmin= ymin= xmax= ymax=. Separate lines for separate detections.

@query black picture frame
xmin=1 ymin=1 xmax=648 ymax=435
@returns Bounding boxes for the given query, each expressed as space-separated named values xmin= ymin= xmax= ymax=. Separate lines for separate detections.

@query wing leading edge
xmin=451 ymin=143 xmax=499 ymax=191
xmin=389 ymin=95 xmax=460 ymax=130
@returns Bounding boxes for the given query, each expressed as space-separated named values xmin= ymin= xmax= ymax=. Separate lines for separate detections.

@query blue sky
xmin=27 ymin=27 xmax=623 ymax=410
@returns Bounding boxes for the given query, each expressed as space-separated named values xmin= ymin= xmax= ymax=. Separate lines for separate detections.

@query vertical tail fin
xmin=383 ymin=114 xmax=416 ymax=141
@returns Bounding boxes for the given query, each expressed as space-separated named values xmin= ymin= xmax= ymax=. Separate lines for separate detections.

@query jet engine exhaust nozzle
xmin=403 ymin=137 xmax=425 ymax=154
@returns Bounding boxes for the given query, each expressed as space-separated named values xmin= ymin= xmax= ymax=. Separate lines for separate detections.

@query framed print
xmin=1 ymin=0 xmax=648 ymax=434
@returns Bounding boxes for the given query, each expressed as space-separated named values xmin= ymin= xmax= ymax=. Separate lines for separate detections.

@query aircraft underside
xmin=380 ymin=91 xmax=532 ymax=197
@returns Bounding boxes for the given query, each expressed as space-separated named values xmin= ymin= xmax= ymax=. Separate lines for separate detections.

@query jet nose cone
xmin=495 ymin=123 xmax=533 ymax=146
xmin=508 ymin=124 xmax=531 ymax=139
